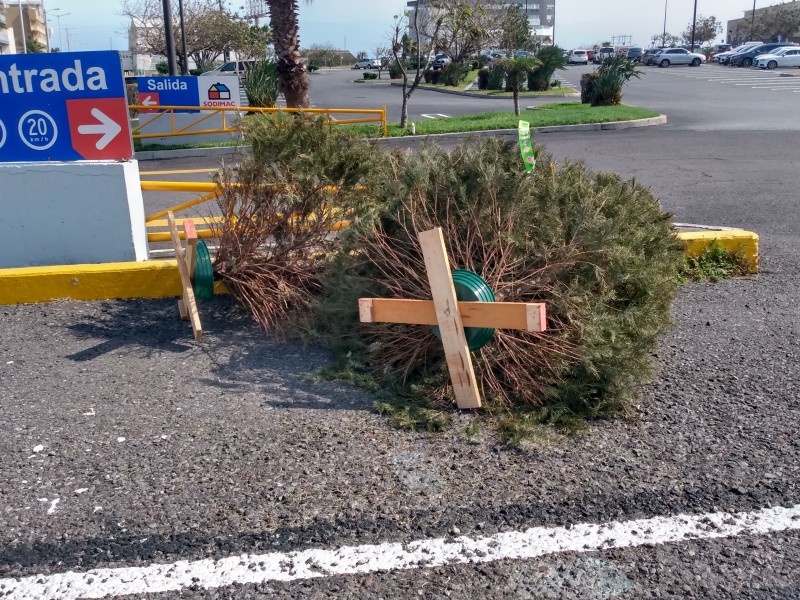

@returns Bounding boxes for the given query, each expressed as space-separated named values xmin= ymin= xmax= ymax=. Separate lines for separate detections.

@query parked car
xmin=207 ymin=60 xmax=255 ymax=75
xmin=730 ymin=42 xmax=798 ymax=67
xmin=568 ymin=49 xmax=589 ymax=65
xmin=655 ymin=48 xmax=705 ymax=67
xmin=715 ymin=42 xmax=762 ymax=64
xmin=587 ymin=49 xmax=595 ymax=62
xmin=709 ymin=43 xmax=732 ymax=60
xmin=593 ymin=47 xmax=615 ymax=63
xmin=513 ymin=50 xmax=533 ymax=58
xmin=642 ymin=48 xmax=662 ymax=66
xmin=353 ymin=58 xmax=381 ymax=69
xmin=756 ymin=46 xmax=800 ymax=69
xmin=626 ymin=47 xmax=644 ymax=62
xmin=432 ymin=55 xmax=451 ymax=70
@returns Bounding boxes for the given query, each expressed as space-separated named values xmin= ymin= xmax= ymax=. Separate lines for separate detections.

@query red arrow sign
xmin=140 ymin=92 xmax=160 ymax=113
xmin=66 ymin=98 xmax=132 ymax=161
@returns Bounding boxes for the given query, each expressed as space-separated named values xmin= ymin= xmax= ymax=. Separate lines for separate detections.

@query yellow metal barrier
xmin=131 ymin=105 xmax=388 ymax=138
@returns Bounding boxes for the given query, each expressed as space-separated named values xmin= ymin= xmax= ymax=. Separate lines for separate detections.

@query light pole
xmin=49 ymin=8 xmax=69 ymax=52
xmin=17 ymin=0 xmax=27 ymax=53
xmin=161 ymin=0 xmax=178 ymax=76
xmin=750 ymin=0 xmax=756 ymax=40
xmin=64 ymin=26 xmax=75 ymax=51
xmin=178 ymin=0 xmax=188 ymax=75
xmin=662 ymin=0 xmax=668 ymax=47
xmin=690 ymin=0 xmax=698 ymax=50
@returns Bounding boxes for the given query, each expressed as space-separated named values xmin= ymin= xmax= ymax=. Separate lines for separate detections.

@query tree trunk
xmin=513 ymin=88 xmax=520 ymax=116
xmin=267 ymin=0 xmax=310 ymax=108
xmin=400 ymin=80 xmax=410 ymax=128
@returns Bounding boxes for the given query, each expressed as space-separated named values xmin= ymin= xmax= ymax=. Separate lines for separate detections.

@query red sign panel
xmin=139 ymin=91 xmax=161 ymax=113
xmin=66 ymin=98 xmax=133 ymax=161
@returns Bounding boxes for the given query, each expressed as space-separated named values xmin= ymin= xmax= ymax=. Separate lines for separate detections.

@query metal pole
xmin=162 ymin=0 xmax=178 ymax=76
xmin=178 ymin=0 xmax=188 ymax=75
xmin=690 ymin=0 xmax=698 ymax=50
xmin=662 ymin=0 xmax=668 ymax=46
xmin=17 ymin=0 xmax=27 ymax=53
xmin=41 ymin=0 xmax=50 ymax=51
xmin=750 ymin=0 xmax=756 ymax=40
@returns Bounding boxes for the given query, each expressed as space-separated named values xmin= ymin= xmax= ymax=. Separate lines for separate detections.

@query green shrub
xmin=580 ymin=72 xmax=599 ymax=104
xmin=308 ymin=64 xmax=319 ymax=73
xmin=440 ymin=61 xmax=471 ymax=86
xmin=314 ymin=138 xmax=684 ymax=423
xmin=590 ymin=56 xmax=642 ymax=106
xmin=126 ymin=83 xmax=139 ymax=116
xmin=243 ymin=61 xmax=279 ymax=108
xmin=477 ymin=68 xmax=489 ymax=90
xmin=486 ymin=63 xmax=505 ymax=90
xmin=423 ymin=70 xmax=442 ymax=84
xmin=155 ymin=60 xmax=169 ymax=75
xmin=189 ymin=68 xmax=203 ymax=76
xmin=529 ymin=45 xmax=567 ymax=91
xmin=363 ymin=72 xmax=378 ymax=80
xmin=388 ymin=61 xmax=403 ymax=79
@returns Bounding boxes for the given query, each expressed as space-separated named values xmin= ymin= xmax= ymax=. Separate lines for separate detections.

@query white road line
xmin=2 ymin=504 xmax=800 ymax=599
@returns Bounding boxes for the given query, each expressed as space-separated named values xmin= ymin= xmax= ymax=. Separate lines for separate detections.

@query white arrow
xmin=77 ymin=108 xmax=122 ymax=151
xmin=142 ymin=95 xmax=157 ymax=106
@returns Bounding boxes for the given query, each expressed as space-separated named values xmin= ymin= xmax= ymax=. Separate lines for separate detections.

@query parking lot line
xmin=1 ymin=503 xmax=799 ymax=600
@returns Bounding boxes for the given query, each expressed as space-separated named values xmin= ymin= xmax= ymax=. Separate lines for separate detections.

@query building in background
xmin=406 ymin=1 xmax=555 ymax=46
xmin=727 ymin=1 xmax=800 ymax=45
xmin=0 ymin=1 xmax=46 ymax=54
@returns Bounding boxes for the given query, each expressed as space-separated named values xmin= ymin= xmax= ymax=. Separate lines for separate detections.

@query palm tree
xmin=266 ymin=0 xmax=310 ymax=108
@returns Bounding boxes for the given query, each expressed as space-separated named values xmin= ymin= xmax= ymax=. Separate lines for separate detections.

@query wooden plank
xmin=358 ymin=298 xmax=546 ymax=332
xmin=418 ymin=227 xmax=482 ymax=409
xmin=184 ymin=219 xmax=198 ymax=279
xmin=168 ymin=211 xmax=203 ymax=341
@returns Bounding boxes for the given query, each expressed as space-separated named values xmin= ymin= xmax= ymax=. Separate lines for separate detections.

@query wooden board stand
xmin=358 ymin=227 xmax=547 ymax=409
xmin=168 ymin=211 xmax=203 ymax=341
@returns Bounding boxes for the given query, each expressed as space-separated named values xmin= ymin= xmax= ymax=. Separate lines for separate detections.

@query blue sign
xmin=136 ymin=76 xmax=200 ymax=113
xmin=0 ymin=50 xmax=132 ymax=162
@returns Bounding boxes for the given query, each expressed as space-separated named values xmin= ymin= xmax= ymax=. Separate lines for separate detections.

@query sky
xmin=39 ymin=0 xmax=761 ymax=54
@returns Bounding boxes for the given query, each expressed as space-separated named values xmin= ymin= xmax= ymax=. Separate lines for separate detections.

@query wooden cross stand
xmin=358 ymin=227 xmax=547 ymax=409
xmin=167 ymin=211 xmax=203 ymax=341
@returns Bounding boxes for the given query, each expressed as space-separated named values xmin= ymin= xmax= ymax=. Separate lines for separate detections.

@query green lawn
xmin=353 ymin=103 xmax=660 ymax=138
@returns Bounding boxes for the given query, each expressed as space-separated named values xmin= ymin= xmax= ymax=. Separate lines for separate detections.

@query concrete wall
xmin=0 ymin=161 xmax=148 ymax=268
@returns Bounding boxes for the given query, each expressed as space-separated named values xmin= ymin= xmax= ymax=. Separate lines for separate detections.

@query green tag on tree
xmin=518 ymin=120 xmax=535 ymax=173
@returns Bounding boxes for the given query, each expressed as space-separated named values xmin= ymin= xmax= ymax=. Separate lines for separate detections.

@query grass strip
xmin=352 ymin=103 xmax=660 ymax=137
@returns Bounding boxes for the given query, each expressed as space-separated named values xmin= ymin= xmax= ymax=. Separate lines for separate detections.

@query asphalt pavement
xmin=2 ymin=62 xmax=800 ymax=599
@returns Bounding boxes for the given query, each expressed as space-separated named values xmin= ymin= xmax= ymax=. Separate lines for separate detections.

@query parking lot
xmin=2 ymin=60 xmax=800 ymax=599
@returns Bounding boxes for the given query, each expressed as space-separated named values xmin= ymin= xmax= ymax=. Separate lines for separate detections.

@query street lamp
xmin=17 ymin=0 xmax=27 ymax=53
xmin=690 ymin=0 xmax=698 ymax=50
xmin=161 ymin=0 xmax=178 ymax=76
xmin=178 ymin=0 xmax=188 ymax=75
xmin=750 ymin=0 xmax=757 ymax=40
xmin=49 ymin=8 xmax=70 ymax=52
xmin=662 ymin=0 xmax=668 ymax=47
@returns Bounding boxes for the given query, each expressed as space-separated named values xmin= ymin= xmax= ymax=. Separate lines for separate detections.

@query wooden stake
xmin=168 ymin=211 xmax=203 ymax=341
xmin=418 ymin=227 xmax=482 ymax=409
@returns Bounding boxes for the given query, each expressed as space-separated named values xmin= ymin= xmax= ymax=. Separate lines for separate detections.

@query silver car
xmin=655 ymin=48 xmax=705 ymax=67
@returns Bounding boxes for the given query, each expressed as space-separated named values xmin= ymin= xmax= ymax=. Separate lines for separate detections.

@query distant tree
xmin=306 ymin=43 xmax=337 ymax=67
xmin=651 ymin=32 xmax=683 ymax=48
xmin=682 ymin=15 xmax=722 ymax=46
xmin=26 ymin=36 xmax=46 ymax=53
xmin=356 ymin=50 xmax=368 ymax=60
xmin=497 ymin=3 xmax=530 ymax=55
xmin=436 ymin=0 xmax=491 ymax=64
xmin=372 ymin=44 xmax=392 ymax=78
xmin=497 ymin=57 xmax=540 ymax=115
xmin=748 ymin=5 xmax=800 ymax=41
xmin=390 ymin=8 xmax=445 ymax=128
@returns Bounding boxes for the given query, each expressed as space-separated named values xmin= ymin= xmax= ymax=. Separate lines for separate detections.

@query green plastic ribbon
xmin=518 ymin=120 xmax=535 ymax=173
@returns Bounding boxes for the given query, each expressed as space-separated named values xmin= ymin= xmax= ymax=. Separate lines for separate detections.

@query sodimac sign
xmin=0 ymin=51 xmax=133 ymax=162
xmin=136 ymin=75 xmax=240 ymax=113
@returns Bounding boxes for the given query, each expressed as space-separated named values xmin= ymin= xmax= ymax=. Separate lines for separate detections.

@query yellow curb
xmin=0 ymin=229 xmax=759 ymax=305
xmin=0 ymin=261 xmax=228 ymax=305
xmin=676 ymin=229 xmax=759 ymax=273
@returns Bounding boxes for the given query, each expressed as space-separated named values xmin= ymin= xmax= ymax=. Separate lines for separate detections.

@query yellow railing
xmin=130 ymin=105 xmax=388 ymax=139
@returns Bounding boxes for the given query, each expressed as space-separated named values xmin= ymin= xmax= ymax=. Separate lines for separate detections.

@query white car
xmin=353 ymin=59 xmax=381 ymax=69
xmin=568 ymin=49 xmax=589 ymax=65
xmin=756 ymin=47 xmax=800 ymax=69
xmin=655 ymin=48 xmax=705 ymax=67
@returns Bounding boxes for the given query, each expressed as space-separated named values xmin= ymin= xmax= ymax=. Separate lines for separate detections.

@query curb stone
xmin=389 ymin=81 xmax=580 ymax=99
